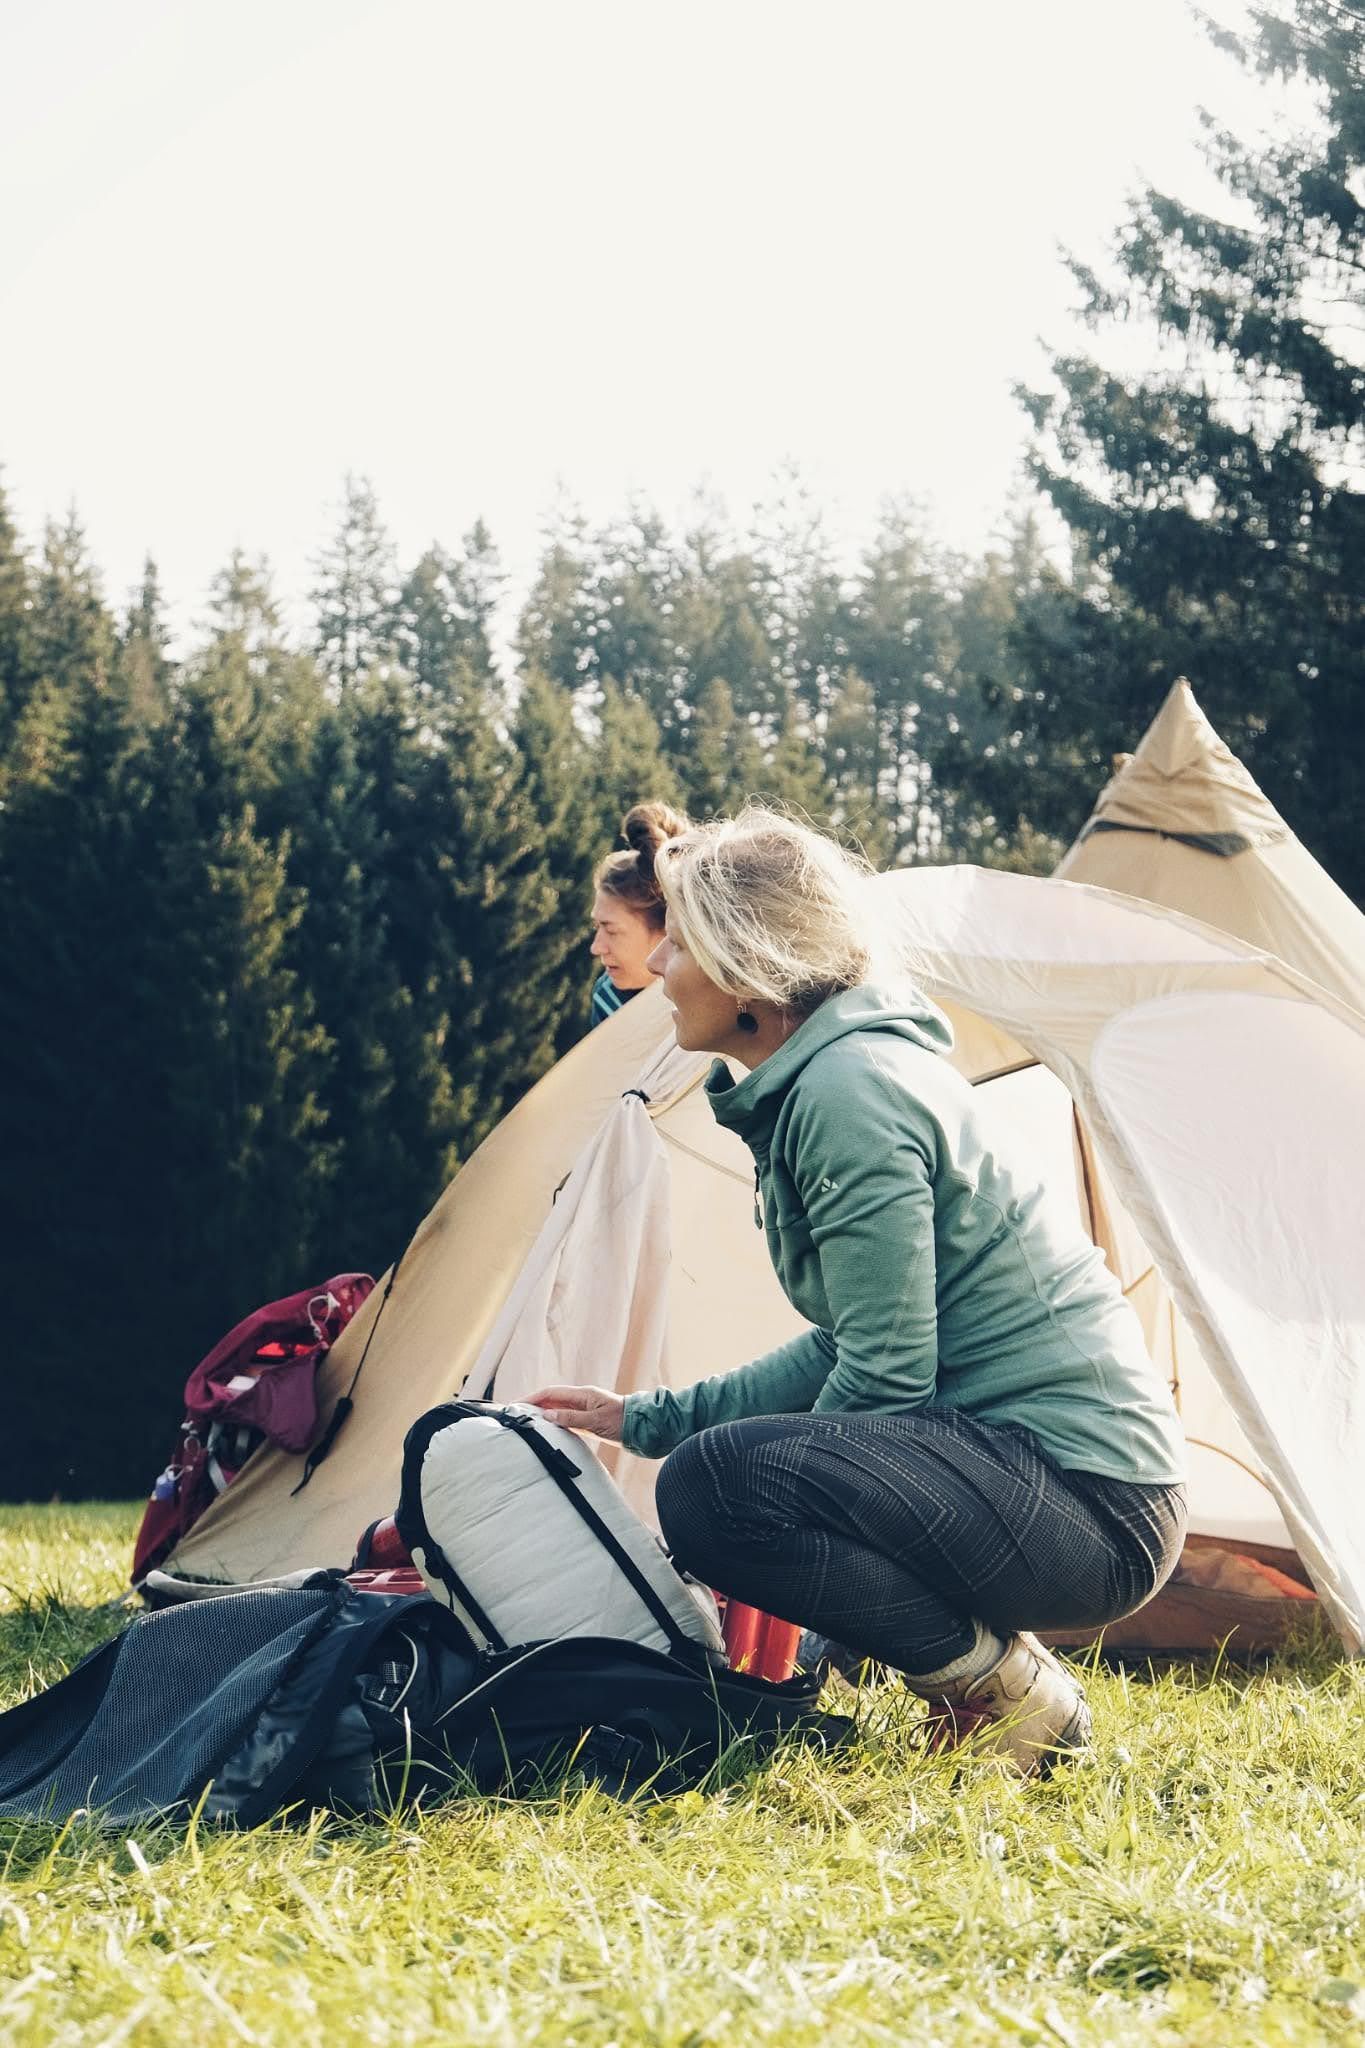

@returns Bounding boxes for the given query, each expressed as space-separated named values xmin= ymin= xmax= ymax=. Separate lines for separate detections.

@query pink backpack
xmin=131 ymin=1275 xmax=374 ymax=1585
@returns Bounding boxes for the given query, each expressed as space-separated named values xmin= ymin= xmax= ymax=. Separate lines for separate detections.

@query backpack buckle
xmin=580 ymin=1724 xmax=647 ymax=1776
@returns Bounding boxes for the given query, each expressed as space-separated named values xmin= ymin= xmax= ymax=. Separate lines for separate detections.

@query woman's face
xmin=590 ymin=890 xmax=659 ymax=992
xmin=647 ymin=915 xmax=753 ymax=1059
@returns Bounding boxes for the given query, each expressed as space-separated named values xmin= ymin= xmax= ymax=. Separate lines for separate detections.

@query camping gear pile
xmin=0 ymin=1581 xmax=846 ymax=1828
xmin=157 ymin=681 xmax=1365 ymax=1663
xmin=0 ymin=1399 xmax=848 ymax=1827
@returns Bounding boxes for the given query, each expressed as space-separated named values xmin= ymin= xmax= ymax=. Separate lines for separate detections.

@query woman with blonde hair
xmin=535 ymin=806 xmax=1187 ymax=1777
xmin=587 ymin=801 xmax=691 ymax=1028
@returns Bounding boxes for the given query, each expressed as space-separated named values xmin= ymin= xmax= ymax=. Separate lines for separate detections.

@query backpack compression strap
xmin=493 ymin=1409 xmax=697 ymax=1660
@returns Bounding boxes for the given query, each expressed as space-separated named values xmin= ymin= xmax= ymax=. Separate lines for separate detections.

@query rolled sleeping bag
xmin=395 ymin=1402 xmax=725 ymax=1662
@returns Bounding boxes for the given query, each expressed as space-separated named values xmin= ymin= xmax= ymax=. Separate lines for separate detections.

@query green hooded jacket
xmin=622 ymin=984 xmax=1187 ymax=1485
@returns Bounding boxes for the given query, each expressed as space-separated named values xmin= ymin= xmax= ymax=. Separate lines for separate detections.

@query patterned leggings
xmin=655 ymin=1408 xmax=1187 ymax=1677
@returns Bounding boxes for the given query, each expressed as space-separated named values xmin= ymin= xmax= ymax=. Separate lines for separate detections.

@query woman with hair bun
xmin=588 ymin=801 xmax=691 ymax=1029
xmin=536 ymin=805 xmax=1187 ymax=1778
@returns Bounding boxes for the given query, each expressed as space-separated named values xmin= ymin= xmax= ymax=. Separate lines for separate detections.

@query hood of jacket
xmin=705 ymin=982 xmax=953 ymax=1147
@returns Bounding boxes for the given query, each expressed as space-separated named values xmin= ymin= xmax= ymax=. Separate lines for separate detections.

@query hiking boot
xmin=917 ymin=1632 xmax=1092 ymax=1778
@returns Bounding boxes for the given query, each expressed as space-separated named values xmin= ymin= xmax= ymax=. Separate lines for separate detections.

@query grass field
xmin=0 ymin=1507 xmax=1361 ymax=2047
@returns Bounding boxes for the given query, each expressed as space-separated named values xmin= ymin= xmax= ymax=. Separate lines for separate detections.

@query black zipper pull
xmin=753 ymin=1166 xmax=763 ymax=1231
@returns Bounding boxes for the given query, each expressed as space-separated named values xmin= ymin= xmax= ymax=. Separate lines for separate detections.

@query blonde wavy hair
xmin=656 ymin=805 xmax=886 ymax=1014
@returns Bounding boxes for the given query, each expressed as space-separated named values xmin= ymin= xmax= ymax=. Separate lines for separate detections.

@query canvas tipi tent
xmin=167 ymin=867 xmax=1365 ymax=1657
xmin=1047 ymin=679 xmax=1365 ymax=1638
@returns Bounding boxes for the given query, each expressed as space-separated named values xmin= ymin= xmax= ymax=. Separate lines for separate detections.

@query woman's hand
xmin=526 ymin=1384 xmax=627 ymax=1442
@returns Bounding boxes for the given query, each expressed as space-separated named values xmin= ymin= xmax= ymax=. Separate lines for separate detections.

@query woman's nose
xmin=590 ymin=932 xmax=605 ymax=958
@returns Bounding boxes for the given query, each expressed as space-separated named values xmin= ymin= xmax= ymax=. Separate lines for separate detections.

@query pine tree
xmin=149 ymin=571 xmax=337 ymax=1304
xmin=586 ymin=506 xmax=686 ymax=740
xmin=762 ymin=694 xmax=835 ymax=827
xmin=675 ymin=522 xmax=783 ymax=743
xmin=0 ymin=600 xmax=337 ymax=1495
xmin=513 ymin=670 xmax=600 ymax=1044
xmin=1019 ymin=0 xmax=1365 ymax=894
xmin=117 ymin=556 xmax=174 ymax=728
xmin=0 ymin=633 xmax=179 ymax=1493
xmin=382 ymin=530 xmax=573 ymax=1122
xmin=0 ymin=473 xmax=32 ymax=756
xmin=459 ymin=518 xmax=506 ymax=669
xmin=193 ymin=550 xmax=328 ymax=835
xmin=311 ymin=475 xmax=399 ymax=692
xmin=589 ymin=678 xmax=681 ymax=815
xmin=146 ymin=562 xmax=338 ymax=1319
xmin=431 ymin=677 xmax=569 ymax=1135
xmin=208 ymin=548 xmax=283 ymax=653
xmin=146 ymin=767 xmax=334 ymax=1305
xmin=27 ymin=512 xmax=116 ymax=705
xmin=515 ymin=500 xmax=596 ymax=694
xmin=514 ymin=674 xmax=685 ymax=1047
xmin=342 ymin=652 xmax=566 ymax=1166
xmin=922 ymin=512 xmax=1067 ymax=870
xmin=394 ymin=530 xmax=505 ymax=716
xmin=676 ymin=677 xmax=765 ymax=819
xmin=342 ymin=665 xmax=469 ymax=1150
xmin=289 ymin=692 xmax=464 ymax=1269
xmin=824 ymin=671 xmax=894 ymax=864
xmin=752 ymin=465 xmax=846 ymax=725
xmin=839 ymin=507 xmax=958 ymax=861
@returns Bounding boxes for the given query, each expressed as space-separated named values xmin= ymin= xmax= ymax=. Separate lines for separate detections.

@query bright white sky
xmin=0 ymin=0 xmax=1267 ymax=652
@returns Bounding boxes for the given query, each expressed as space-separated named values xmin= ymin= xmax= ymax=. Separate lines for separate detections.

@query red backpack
xmin=131 ymin=1275 xmax=374 ymax=1585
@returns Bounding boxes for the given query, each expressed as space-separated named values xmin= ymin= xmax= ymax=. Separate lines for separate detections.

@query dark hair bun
xmin=621 ymin=800 xmax=690 ymax=871
xmin=594 ymin=799 xmax=691 ymax=916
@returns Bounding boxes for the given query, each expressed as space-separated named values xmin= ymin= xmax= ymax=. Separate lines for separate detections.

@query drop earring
xmin=736 ymin=1004 xmax=759 ymax=1036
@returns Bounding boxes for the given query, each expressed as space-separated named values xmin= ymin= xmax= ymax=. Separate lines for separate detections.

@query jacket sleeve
xmin=790 ymin=1050 xmax=940 ymax=1415
xmin=621 ymin=1329 xmax=835 ymax=1458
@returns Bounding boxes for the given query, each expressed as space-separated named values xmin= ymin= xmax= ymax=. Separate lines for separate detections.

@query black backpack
xmin=0 ymin=1582 xmax=853 ymax=1829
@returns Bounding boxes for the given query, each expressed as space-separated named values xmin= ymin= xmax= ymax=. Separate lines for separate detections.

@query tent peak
xmin=1075 ymin=678 xmax=1287 ymax=855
